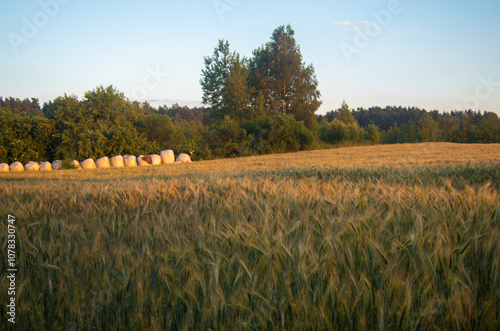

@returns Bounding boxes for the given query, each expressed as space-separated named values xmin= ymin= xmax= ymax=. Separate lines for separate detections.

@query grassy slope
xmin=0 ymin=143 xmax=499 ymax=330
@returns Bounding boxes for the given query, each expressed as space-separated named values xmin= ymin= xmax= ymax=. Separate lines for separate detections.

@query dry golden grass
xmin=0 ymin=143 xmax=499 ymax=330
xmin=1 ymin=143 xmax=499 ymax=182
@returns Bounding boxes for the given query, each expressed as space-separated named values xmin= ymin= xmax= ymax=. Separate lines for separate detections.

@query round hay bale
xmin=25 ymin=162 xmax=40 ymax=171
xmin=10 ymin=162 xmax=24 ymax=172
xmin=137 ymin=155 xmax=152 ymax=166
xmin=0 ymin=163 xmax=10 ymax=172
xmin=124 ymin=156 xmax=137 ymax=167
xmin=149 ymin=154 xmax=161 ymax=165
xmin=52 ymin=160 xmax=63 ymax=170
xmin=110 ymin=155 xmax=125 ymax=168
xmin=176 ymin=153 xmax=192 ymax=163
xmin=40 ymin=162 xmax=53 ymax=171
xmin=71 ymin=160 xmax=81 ymax=169
xmin=160 ymin=150 xmax=175 ymax=164
xmin=96 ymin=157 xmax=111 ymax=169
xmin=80 ymin=158 xmax=97 ymax=170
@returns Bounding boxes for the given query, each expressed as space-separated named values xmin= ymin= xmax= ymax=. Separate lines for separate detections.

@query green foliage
xmin=0 ymin=96 xmax=44 ymax=117
xmin=83 ymin=85 xmax=132 ymax=124
xmin=382 ymin=123 xmax=405 ymax=144
xmin=319 ymin=102 xmax=362 ymax=145
xmin=169 ymin=119 xmax=209 ymax=160
xmin=48 ymin=87 xmax=154 ymax=160
xmin=347 ymin=121 xmax=362 ymax=143
xmin=2 ymin=28 xmax=497 ymax=168
xmin=61 ymin=159 xmax=77 ymax=170
xmin=223 ymin=55 xmax=254 ymax=121
xmin=202 ymin=26 xmax=321 ymax=129
xmin=134 ymin=114 xmax=175 ymax=148
xmin=158 ymin=103 xmax=207 ymax=123
xmin=320 ymin=118 xmax=349 ymax=144
xmin=202 ymin=113 xmax=315 ymax=158
xmin=104 ymin=123 xmax=151 ymax=156
xmin=249 ymin=25 xmax=322 ymax=126
xmin=206 ymin=116 xmax=251 ymax=158
xmin=54 ymin=126 xmax=107 ymax=160
xmin=2 ymin=69 xmax=500 ymax=167
xmin=0 ymin=108 xmax=55 ymax=163
xmin=244 ymin=114 xmax=315 ymax=154
xmin=365 ymin=123 xmax=380 ymax=144
xmin=352 ymin=107 xmax=500 ymax=144
xmin=478 ymin=112 xmax=500 ymax=143
xmin=419 ymin=113 xmax=441 ymax=142
xmin=337 ymin=100 xmax=356 ymax=125
xmin=201 ymin=40 xmax=235 ymax=121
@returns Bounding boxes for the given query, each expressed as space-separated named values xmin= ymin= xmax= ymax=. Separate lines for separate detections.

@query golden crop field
xmin=1 ymin=143 xmax=499 ymax=330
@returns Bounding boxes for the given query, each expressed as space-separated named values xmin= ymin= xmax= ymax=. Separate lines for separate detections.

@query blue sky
xmin=1 ymin=0 xmax=499 ymax=115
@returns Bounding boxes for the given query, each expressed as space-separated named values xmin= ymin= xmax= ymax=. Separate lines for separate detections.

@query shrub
xmin=206 ymin=116 xmax=251 ymax=158
xmin=319 ymin=118 xmax=349 ymax=144
xmin=244 ymin=114 xmax=315 ymax=154
xmin=365 ymin=123 xmax=380 ymax=144
xmin=62 ymin=159 xmax=77 ymax=170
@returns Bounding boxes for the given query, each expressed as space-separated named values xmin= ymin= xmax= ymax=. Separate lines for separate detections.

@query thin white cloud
xmin=333 ymin=20 xmax=381 ymax=32
xmin=334 ymin=21 xmax=368 ymax=27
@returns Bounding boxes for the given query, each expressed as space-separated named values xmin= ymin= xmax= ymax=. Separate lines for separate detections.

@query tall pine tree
xmin=200 ymin=40 xmax=235 ymax=121
xmin=249 ymin=25 xmax=322 ymax=129
xmin=201 ymin=26 xmax=322 ymax=128
xmin=223 ymin=55 xmax=254 ymax=121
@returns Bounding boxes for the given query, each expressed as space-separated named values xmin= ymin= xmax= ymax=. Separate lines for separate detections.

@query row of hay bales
xmin=0 ymin=150 xmax=192 ymax=172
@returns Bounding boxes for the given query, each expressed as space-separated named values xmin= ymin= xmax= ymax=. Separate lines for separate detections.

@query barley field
xmin=1 ymin=143 xmax=499 ymax=330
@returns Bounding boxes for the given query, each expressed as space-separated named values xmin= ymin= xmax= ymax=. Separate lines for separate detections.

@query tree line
xmin=0 ymin=87 xmax=316 ymax=164
xmin=1 ymin=25 xmax=499 ymax=165
xmin=2 ymin=91 xmax=499 ymax=166
xmin=318 ymin=105 xmax=500 ymax=145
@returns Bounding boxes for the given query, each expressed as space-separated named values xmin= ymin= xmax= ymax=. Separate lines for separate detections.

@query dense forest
xmin=1 ymin=25 xmax=499 ymax=165
xmin=319 ymin=104 xmax=500 ymax=145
